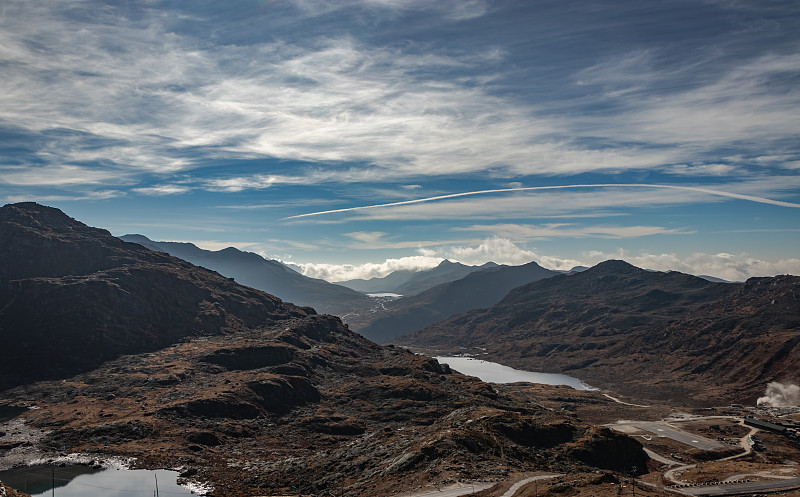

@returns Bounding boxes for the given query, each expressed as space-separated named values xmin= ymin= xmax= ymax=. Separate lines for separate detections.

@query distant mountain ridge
xmin=337 ymin=260 xmax=498 ymax=295
xmin=392 ymin=260 xmax=499 ymax=295
xmin=349 ymin=261 xmax=558 ymax=343
xmin=397 ymin=260 xmax=800 ymax=405
xmin=120 ymin=234 xmax=371 ymax=317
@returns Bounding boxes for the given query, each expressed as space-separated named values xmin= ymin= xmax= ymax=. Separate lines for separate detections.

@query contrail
xmin=280 ymin=183 xmax=800 ymax=220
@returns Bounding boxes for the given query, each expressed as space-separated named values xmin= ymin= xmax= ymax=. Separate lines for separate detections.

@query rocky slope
xmin=120 ymin=234 xmax=371 ymax=317
xmin=350 ymin=261 xmax=558 ymax=343
xmin=0 ymin=203 xmax=310 ymax=390
xmin=2 ymin=318 xmax=648 ymax=496
xmin=397 ymin=260 xmax=800 ymax=405
xmin=0 ymin=203 xmax=648 ymax=496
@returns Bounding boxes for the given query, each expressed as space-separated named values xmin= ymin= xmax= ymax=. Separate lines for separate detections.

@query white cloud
xmin=455 ymin=223 xmax=692 ymax=239
xmin=1 ymin=0 xmax=798 ymax=200
xmin=576 ymin=51 xmax=800 ymax=153
xmin=293 ymin=237 xmax=583 ymax=281
xmin=294 ymin=255 xmax=444 ymax=281
xmin=419 ymin=236 xmax=583 ymax=270
xmin=132 ymin=184 xmax=191 ymax=196
xmin=0 ymin=165 xmax=125 ymax=186
xmin=291 ymin=237 xmax=800 ymax=283
xmin=3 ymin=190 xmax=123 ymax=203
xmin=579 ymin=250 xmax=800 ymax=281
xmin=666 ymin=163 xmax=741 ymax=176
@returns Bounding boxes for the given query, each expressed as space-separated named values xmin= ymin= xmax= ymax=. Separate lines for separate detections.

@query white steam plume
xmin=756 ymin=382 xmax=800 ymax=407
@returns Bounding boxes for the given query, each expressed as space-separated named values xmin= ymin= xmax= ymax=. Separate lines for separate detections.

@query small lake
xmin=436 ymin=356 xmax=596 ymax=390
xmin=0 ymin=466 xmax=204 ymax=497
xmin=366 ymin=292 xmax=403 ymax=298
xmin=0 ymin=405 xmax=28 ymax=423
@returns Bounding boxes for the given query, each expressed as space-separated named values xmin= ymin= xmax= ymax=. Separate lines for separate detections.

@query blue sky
xmin=2 ymin=0 xmax=799 ymax=281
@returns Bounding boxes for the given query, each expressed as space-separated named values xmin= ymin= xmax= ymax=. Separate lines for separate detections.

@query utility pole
xmin=51 ymin=467 xmax=54 ymax=497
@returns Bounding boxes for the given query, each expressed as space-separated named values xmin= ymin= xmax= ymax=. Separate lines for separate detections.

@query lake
xmin=436 ymin=356 xmax=595 ymax=390
xmin=0 ymin=465 xmax=206 ymax=497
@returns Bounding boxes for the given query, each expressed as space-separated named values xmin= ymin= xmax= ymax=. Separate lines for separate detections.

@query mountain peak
xmin=1 ymin=202 xmax=85 ymax=232
xmin=588 ymin=259 xmax=642 ymax=274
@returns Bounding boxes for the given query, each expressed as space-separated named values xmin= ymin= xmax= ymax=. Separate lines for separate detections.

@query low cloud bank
xmin=292 ymin=237 xmax=800 ymax=283
xmin=757 ymin=382 xmax=800 ymax=407
xmin=581 ymin=250 xmax=800 ymax=282
xmin=293 ymin=237 xmax=580 ymax=281
xmin=295 ymin=255 xmax=444 ymax=282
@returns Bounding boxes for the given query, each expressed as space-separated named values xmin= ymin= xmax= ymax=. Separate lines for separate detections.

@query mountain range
xmin=349 ymin=261 xmax=559 ymax=343
xmin=397 ymin=260 xmax=800 ymax=405
xmin=337 ymin=260 xmax=498 ymax=295
xmin=120 ymin=234 xmax=371 ymax=317
xmin=0 ymin=202 xmax=648 ymax=496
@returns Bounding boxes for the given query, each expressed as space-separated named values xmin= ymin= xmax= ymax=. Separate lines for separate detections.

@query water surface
xmin=437 ymin=356 xmax=595 ymax=390
xmin=0 ymin=466 xmax=201 ymax=497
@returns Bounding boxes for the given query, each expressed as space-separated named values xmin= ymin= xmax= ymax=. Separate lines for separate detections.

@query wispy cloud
xmin=282 ymin=183 xmax=800 ymax=221
xmin=455 ymin=223 xmax=692 ymax=240
xmin=8 ymin=1 xmax=798 ymax=195
xmin=132 ymin=184 xmax=191 ymax=196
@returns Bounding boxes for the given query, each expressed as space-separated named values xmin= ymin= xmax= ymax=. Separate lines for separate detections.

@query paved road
xmin=644 ymin=448 xmax=682 ymax=466
xmin=622 ymin=421 xmax=727 ymax=451
xmin=679 ymin=476 xmax=800 ymax=495
xmin=499 ymin=474 xmax=561 ymax=497
xmin=395 ymin=474 xmax=561 ymax=497
xmin=395 ymin=482 xmax=493 ymax=497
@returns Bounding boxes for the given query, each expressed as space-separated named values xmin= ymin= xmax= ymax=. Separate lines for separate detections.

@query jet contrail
xmin=280 ymin=183 xmax=800 ymax=220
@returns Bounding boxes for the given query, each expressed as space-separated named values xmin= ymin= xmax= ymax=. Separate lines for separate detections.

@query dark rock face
xmin=399 ymin=260 xmax=800 ymax=404
xmin=567 ymin=427 xmax=649 ymax=474
xmin=0 ymin=202 xmax=308 ymax=391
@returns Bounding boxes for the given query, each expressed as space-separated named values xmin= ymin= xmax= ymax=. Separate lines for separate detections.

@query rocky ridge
xmin=398 ymin=260 xmax=800 ymax=404
xmin=120 ymin=234 xmax=371 ymax=317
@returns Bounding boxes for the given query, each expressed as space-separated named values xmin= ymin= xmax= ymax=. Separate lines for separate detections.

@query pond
xmin=0 ymin=405 xmax=28 ymax=423
xmin=0 ymin=465 xmax=205 ymax=496
xmin=436 ymin=356 xmax=595 ymax=390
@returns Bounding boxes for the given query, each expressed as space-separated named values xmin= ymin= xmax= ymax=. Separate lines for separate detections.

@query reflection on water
xmin=436 ymin=356 xmax=595 ymax=390
xmin=0 ymin=405 xmax=28 ymax=423
xmin=0 ymin=465 xmax=98 ymax=495
xmin=0 ymin=466 xmax=201 ymax=497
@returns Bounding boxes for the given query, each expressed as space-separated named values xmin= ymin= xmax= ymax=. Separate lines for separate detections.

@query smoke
xmin=756 ymin=382 xmax=800 ymax=407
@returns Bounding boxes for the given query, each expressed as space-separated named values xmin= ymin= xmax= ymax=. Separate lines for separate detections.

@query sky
xmin=2 ymin=0 xmax=799 ymax=282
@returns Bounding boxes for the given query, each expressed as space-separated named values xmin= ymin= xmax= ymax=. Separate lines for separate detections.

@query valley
xmin=1 ymin=202 xmax=798 ymax=497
